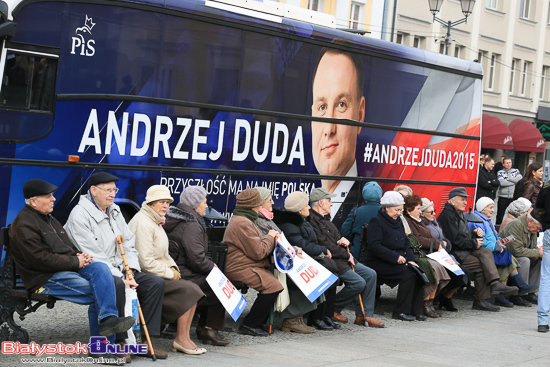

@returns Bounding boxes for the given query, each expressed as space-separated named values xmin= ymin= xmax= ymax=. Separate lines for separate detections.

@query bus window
xmin=0 ymin=50 xmax=57 ymax=112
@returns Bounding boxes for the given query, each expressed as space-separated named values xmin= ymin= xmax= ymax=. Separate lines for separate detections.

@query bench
xmin=0 ymin=226 xmax=58 ymax=343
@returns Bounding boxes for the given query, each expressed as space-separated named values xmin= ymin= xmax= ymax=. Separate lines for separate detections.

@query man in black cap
xmin=9 ymin=179 xmax=135 ymax=345
xmin=65 ymin=172 xmax=167 ymax=359
xmin=438 ymin=187 xmax=518 ymax=311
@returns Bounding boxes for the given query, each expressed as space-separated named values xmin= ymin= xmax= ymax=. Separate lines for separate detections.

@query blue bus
xmin=0 ymin=0 xmax=482 ymax=230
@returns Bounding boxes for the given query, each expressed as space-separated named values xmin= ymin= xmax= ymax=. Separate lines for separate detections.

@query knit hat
xmin=23 ymin=179 xmax=57 ymax=199
xmin=380 ymin=191 xmax=404 ymax=207
xmin=506 ymin=200 xmax=527 ymax=217
xmin=89 ymin=171 xmax=119 ymax=187
xmin=362 ymin=182 xmax=383 ymax=202
xmin=144 ymin=185 xmax=173 ymax=205
xmin=475 ymin=197 xmax=494 ymax=212
xmin=236 ymin=188 xmax=264 ymax=209
xmin=285 ymin=191 xmax=309 ymax=213
xmin=179 ymin=186 xmax=207 ymax=209
xmin=255 ymin=187 xmax=272 ymax=201
xmin=420 ymin=198 xmax=434 ymax=212
xmin=518 ymin=197 xmax=532 ymax=212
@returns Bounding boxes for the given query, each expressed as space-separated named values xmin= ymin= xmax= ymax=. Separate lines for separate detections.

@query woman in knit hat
xmin=363 ymin=191 xmax=425 ymax=321
xmin=164 ymin=185 xmax=229 ymax=346
xmin=469 ymin=197 xmax=538 ymax=307
xmin=223 ymin=188 xmax=283 ymax=336
xmin=128 ymin=185 xmax=206 ymax=355
xmin=273 ymin=191 xmax=336 ymax=332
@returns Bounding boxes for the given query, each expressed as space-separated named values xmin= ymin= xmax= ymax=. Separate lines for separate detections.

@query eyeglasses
xmin=424 ymin=210 xmax=436 ymax=215
xmin=93 ymin=186 xmax=119 ymax=194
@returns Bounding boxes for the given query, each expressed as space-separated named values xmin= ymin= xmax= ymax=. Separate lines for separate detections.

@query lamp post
xmin=428 ymin=0 xmax=476 ymax=55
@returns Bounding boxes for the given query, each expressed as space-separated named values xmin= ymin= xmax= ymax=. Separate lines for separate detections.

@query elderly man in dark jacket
xmin=9 ymin=179 xmax=134 ymax=345
xmin=308 ymin=188 xmax=384 ymax=328
xmin=438 ymin=187 xmax=518 ymax=311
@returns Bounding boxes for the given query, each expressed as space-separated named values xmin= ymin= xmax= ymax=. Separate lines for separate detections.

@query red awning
xmin=509 ymin=119 xmax=546 ymax=153
xmin=481 ymin=114 xmax=514 ymax=150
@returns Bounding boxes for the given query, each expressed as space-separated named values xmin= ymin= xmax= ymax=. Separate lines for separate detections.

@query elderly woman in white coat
xmin=128 ymin=185 xmax=206 ymax=355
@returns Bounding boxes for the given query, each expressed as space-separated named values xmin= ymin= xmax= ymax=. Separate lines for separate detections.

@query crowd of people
xmin=8 ymin=168 xmax=550 ymax=363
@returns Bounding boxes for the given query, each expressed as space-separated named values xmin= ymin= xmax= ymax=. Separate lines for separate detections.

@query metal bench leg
xmin=0 ymin=297 xmax=30 ymax=343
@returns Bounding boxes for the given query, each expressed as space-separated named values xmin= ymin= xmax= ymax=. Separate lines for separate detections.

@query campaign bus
xmin=0 ymin=0 xmax=482 ymax=232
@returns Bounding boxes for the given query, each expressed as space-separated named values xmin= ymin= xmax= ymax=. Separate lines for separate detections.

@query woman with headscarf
xmin=420 ymin=198 xmax=467 ymax=312
xmin=164 ymin=185 xmax=230 ymax=346
xmin=364 ymin=191 xmax=425 ymax=321
xmin=404 ymin=195 xmax=450 ymax=318
xmin=342 ymin=182 xmax=383 ymax=260
xmin=223 ymin=189 xmax=283 ymax=336
xmin=128 ymin=185 xmax=206 ymax=355
xmin=254 ymin=187 xmax=316 ymax=334
xmin=469 ymin=197 xmax=538 ymax=307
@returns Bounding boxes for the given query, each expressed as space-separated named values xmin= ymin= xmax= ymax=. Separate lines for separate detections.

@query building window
xmin=308 ymin=0 xmax=324 ymax=12
xmin=521 ymin=61 xmax=530 ymax=96
xmin=510 ymin=59 xmax=517 ymax=95
xmin=520 ymin=0 xmax=531 ymax=19
xmin=454 ymin=46 xmax=464 ymax=58
xmin=440 ymin=43 xmax=445 ymax=54
xmin=396 ymin=33 xmax=404 ymax=45
xmin=541 ymin=66 xmax=548 ymax=100
xmin=349 ymin=2 xmax=364 ymax=30
xmin=486 ymin=0 xmax=497 ymax=10
xmin=488 ymin=54 xmax=497 ymax=91
xmin=477 ymin=51 xmax=484 ymax=63
xmin=413 ymin=37 xmax=425 ymax=49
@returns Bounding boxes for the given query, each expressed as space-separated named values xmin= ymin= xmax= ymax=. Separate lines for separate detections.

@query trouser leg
xmin=334 ymin=269 xmax=365 ymax=314
xmin=112 ymin=276 xmax=128 ymax=342
xmin=537 ymin=241 xmax=550 ymax=325
xmin=134 ymin=272 xmax=165 ymax=336
xmin=462 ymin=249 xmax=499 ymax=300
xmin=352 ymin=263 xmax=377 ymax=317
xmin=530 ymin=258 xmax=542 ymax=286
xmin=241 ymin=292 xmax=280 ymax=328
xmin=394 ymin=275 xmax=416 ymax=315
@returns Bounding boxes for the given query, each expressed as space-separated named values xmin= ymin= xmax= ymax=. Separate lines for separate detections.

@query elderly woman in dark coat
xmin=364 ymin=191 xmax=425 ymax=321
xmin=223 ymin=189 xmax=283 ymax=337
xmin=164 ymin=185 xmax=229 ymax=346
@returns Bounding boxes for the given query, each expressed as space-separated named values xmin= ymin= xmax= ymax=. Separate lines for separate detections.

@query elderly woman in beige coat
xmin=128 ymin=185 xmax=205 ymax=355
xmin=223 ymin=188 xmax=283 ymax=337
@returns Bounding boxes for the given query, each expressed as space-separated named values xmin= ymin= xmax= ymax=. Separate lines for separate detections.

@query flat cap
xmin=23 ymin=179 xmax=57 ymax=199
xmin=310 ymin=187 xmax=336 ymax=203
xmin=89 ymin=172 xmax=120 ymax=187
xmin=449 ymin=187 xmax=471 ymax=199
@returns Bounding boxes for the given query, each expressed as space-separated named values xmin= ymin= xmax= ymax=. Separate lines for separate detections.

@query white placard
xmin=206 ymin=267 xmax=247 ymax=321
xmin=426 ymin=248 xmax=465 ymax=276
xmin=287 ymin=252 xmax=338 ymax=302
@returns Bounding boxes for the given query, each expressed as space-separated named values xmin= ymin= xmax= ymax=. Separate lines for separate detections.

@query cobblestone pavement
xmin=1 ymin=286 xmax=549 ymax=366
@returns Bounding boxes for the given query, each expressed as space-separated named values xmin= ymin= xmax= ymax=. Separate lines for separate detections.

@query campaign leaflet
xmin=287 ymin=253 xmax=338 ymax=303
xmin=497 ymin=235 xmax=515 ymax=248
xmin=206 ymin=267 xmax=247 ymax=322
xmin=273 ymin=232 xmax=296 ymax=273
xmin=426 ymin=248 xmax=465 ymax=276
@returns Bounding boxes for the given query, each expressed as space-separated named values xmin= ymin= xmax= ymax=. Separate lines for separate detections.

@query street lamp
xmin=428 ymin=0 xmax=476 ymax=55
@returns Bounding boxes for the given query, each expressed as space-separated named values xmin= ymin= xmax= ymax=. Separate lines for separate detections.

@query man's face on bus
xmin=311 ymin=52 xmax=365 ymax=178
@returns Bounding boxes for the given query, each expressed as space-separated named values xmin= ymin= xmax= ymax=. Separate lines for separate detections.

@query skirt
xmin=161 ymin=278 xmax=205 ymax=324
xmin=423 ymin=258 xmax=451 ymax=298
xmin=497 ymin=255 xmax=521 ymax=282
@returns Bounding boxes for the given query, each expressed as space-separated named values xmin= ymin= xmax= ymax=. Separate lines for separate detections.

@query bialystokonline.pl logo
xmin=2 ymin=336 xmax=147 ymax=364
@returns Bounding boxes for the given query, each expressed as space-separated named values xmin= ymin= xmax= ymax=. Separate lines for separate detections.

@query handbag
xmin=407 ymin=263 xmax=430 ymax=285
xmin=493 ymin=249 xmax=512 ymax=267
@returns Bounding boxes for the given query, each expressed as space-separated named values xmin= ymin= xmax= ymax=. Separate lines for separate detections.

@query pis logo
xmin=71 ymin=15 xmax=96 ymax=56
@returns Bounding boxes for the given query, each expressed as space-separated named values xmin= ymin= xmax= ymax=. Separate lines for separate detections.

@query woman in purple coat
xmin=364 ymin=191 xmax=425 ymax=321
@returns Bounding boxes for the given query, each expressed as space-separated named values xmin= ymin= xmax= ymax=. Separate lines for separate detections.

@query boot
xmin=438 ymin=296 xmax=458 ymax=312
xmin=509 ymin=295 xmax=532 ymax=307
xmin=509 ymin=274 xmax=539 ymax=295
xmin=423 ymin=300 xmax=439 ymax=318
xmin=494 ymin=295 xmax=514 ymax=308
xmin=281 ymin=316 xmax=316 ymax=334
xmin=200 ymin=327 xmax=230 ymax=346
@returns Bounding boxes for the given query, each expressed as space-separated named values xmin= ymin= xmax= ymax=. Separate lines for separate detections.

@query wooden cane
xmin=116 ymin=235 xmax=157 ymax=361
xmin=347 ymin=246 xmax=367 ymax=321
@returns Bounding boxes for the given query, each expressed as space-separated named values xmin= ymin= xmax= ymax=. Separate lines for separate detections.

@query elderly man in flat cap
xmin=438 ymin=187 xmax=518 ymax=312
xmin=308 ymin=187 xmax=384 ymax=328
xmin=65 ymin=172 xmax=167 ymax=359
xmin=9 ymin=179 xmax=135 ymax=345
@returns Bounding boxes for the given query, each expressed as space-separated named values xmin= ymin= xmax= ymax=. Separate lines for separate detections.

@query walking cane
xmin=116 ymin=235 xmax=157 ymax=361
xmin=347 ymin=246 xmax=367 ymax=321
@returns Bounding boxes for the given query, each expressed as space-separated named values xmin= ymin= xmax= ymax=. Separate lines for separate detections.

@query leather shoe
xmin=308 ymin=318 xmax=333 ymax=330
xmin=490 ymin=282 xmax=518 ymax=297
xmin=438 ymin=296 xmax=458 ymax=312
xmin=524 ymin=293 xmax=539 ymax=304
xmin=538 ymin=324 xmax=549 ymax=333
xmin=356 ymin=316 xmax=385 ymax=328
xmin=333 ymin=312 xmax=348 ymax=323
xmin=172 ymin=341 xmax=206 ymax=355
xmin=114 ymin=342 xmax=131 ymax=364
xmin=510 ymin=295 xmax=532 ymax=307
xmin=416 ymin=314 xmax=428 ymax=321
xmin=140 ymin=346 xmax=168 ymax=359
xmin=323 ymin=316 xmax=341 ymax=329
xmin=238 ymin=324 xmax=269 ymax=337
xmin=200 ymin=327 xmax=230 ymax=346
xmin=472 ymin=299 xmax=500 ymax=312
xmin=392 ymin=312 xmax=415 ymax=321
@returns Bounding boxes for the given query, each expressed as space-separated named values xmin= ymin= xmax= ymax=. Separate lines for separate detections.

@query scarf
xmin=86 ymin=189 xmax=109 ymax=215
xmin=233 ymin=207 xmax=258 ymax=223
xmin=258 ymin=207 xmax=274 ymax=220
